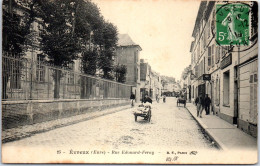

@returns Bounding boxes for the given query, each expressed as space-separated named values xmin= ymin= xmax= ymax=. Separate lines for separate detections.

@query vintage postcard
xmin=1 ymin=0 xmax=258 ymax=164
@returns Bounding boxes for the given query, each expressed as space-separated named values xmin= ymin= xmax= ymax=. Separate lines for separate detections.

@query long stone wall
xmin=2 ymin=98 xmax=130 ymax=130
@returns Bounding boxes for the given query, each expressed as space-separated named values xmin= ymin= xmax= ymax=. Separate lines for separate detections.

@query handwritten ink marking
xmin=166 ymin=156 xmax=179 ymax=162
xmin=189 ymin=151 xmax=198 ymax=155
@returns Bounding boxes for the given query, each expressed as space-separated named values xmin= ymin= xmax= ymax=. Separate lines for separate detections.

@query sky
xmin=92 ymin=0 xmax=200 ymax=80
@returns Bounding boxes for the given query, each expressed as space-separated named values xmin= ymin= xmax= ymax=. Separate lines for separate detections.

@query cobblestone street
xmin=3 ymin=98 xmax=217 ymax=151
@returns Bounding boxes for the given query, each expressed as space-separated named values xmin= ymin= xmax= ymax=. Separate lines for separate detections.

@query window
xmin=223 ymin=70 xmax=230 ymax=106
xmin=208 ymin=46 xmax=211 ymax=68
xmin=136 ymin=68 xmax=139 ymax=81
xmin=198 ymin=59 xmax=204 ymax=77
xmin=208 ymin=21 xmax=211 ymax=38
xmin=215 ymin=45 xmax=219 ymax=64
xmin=195 ymin=65 xmax=198 ymax=78
xmin=36 ymin=55 xmax=45 ymax=82
xmin=204 ymin=30 xmax=207 ymax=48
xmin=192 ymin=85 xmax=194 ymax=98
xmin=211 ymin=45 xmax=215 ymax=67
xmin=134 ymin=51 xmax=138 ymax=63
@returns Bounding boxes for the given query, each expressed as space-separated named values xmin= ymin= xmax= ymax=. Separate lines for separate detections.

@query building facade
xmin=189 ymin=1 xmax=258 ymax=137
xmin=115 ymin=34 xmax=142 ymax=102
xmin=140 ymin=59 xmax=152 ymax=100
xmin=150 ymin=71 xmax=162 ymax=99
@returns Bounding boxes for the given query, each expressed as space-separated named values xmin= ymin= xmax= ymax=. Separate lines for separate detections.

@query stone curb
xmin=185 ymin=106 xmax=228 ymax=151
xmin=2 ymin=105 xmax=131 ymax=144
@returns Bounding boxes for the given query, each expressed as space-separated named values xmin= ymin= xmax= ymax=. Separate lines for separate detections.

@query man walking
xmin=130 ymin=92 xmax=135 ymax=107
xmin=195 ymin=96 xmax=200 ymax=117
xmin=204 ymin=94 xmax=211 ymax=115
xmin=198 ymin=95 xmax=205 ymax=118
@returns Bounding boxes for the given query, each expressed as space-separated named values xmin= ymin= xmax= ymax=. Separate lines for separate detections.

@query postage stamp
xmin=216 ymin=3 xmax=250 ymax=46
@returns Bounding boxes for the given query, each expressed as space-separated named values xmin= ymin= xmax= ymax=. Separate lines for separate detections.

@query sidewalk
xmin=2 ymin=104 xmax=132 ymax=143
xmin=185 ymin=103 xmax=257 ymax=151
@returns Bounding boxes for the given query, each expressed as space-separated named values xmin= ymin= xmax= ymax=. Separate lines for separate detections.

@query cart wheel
xmin=135 ymin=115 xmax=137 ymax=122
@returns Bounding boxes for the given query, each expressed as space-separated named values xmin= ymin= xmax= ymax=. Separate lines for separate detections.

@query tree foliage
xmin=114 ymin=64 xmax=127 ymax=83
xmin=39 ymin=0 xmax=81 ymax=66
xmin=3 ymin=0 xmax=32 ymax=54
xmin=3 ymin=0 xmax=122 ymax=99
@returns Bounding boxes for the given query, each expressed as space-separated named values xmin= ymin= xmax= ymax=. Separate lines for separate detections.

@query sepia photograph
xmin=1 ymin=0 xmax=258 ymax=164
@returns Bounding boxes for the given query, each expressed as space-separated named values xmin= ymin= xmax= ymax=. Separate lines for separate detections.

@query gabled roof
xmin=117 ymin=34 xmax=142 ymax=50
xmin=118 ymin=34 xmax=136 ymax=46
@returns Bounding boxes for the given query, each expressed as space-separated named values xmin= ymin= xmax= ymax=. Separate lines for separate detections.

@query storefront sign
xmin=203 ymin=74 xmax=211 ymax=81
xmin=221 ymin=53 xmax=232 ymax=69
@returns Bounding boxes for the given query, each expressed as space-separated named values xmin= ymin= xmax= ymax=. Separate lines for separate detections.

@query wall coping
xmin=2 ymin=98 xmax=129 ymax=105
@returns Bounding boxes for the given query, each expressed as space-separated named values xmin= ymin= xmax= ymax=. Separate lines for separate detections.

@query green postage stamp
xmin=216 ymin=3 xmax=250 ymax=46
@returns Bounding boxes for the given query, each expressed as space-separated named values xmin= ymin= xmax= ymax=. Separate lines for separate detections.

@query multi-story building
xmin=150 ymin=71 xmax=161 ymax=99
xmin=180 ymin=65 xmax=191 ymax=101
xmin=115 ymin=34 xmax=142 ymax=102
xmin=140 ymin=59 xmax=152 ymax=100
xmin=189 ymin=1 xmax=258 ymax=137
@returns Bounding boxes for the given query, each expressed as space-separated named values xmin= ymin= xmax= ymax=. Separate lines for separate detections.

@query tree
xmin=98 ymin=22 xmax=118 ymax=80
xmin=114 ymin=64 xmax=127 ymax=83
xmin=39 ymin=0 xmax=81 ymax=98
xmin=74 ymin=1 xmax=118 ymax=80
xmin=81 ymin=49 xmax=98 ymax=75
xmin=2 ymin=0 xmax=42 ymax=99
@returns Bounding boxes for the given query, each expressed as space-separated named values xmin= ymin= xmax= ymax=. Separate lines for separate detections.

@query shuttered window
xmin=208 ymin=46 xmax=211 ymax=68
xmin=211 ymin=45 xmax=215 ymax=67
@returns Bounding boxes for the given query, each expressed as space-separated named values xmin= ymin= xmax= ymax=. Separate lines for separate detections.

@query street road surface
xmin=3 ymin=98 xmax=217 ymax=151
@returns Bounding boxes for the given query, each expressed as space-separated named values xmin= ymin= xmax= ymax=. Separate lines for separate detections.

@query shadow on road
xmin=134 ymin=119 xmax=152 ymax=124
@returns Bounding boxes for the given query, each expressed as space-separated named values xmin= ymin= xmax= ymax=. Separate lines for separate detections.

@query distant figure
xmin=195 ymin=96 xmax=200 ymax=117
xmin=197 ymin=95 xmax=205 ymax=118
xmin=143 ymin=94 xmax=152 ymax=104
xmin=204 ymin=94 xmax=211 ymax=115
xmin=163 ymin=95 xmax=166 ymax=103
xmin=130 ymin=92 xmax=135 ymax=107
xmin=156 ymin=94 xmax=160 ymax=103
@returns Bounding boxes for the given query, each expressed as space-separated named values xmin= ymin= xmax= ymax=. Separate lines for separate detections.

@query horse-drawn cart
xmin=177 ymin=98 xmax=186 ymax=107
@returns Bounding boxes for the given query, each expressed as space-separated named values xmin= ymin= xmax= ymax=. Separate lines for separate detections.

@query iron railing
xmin=2 ymin=52 xmax=132 ymax=101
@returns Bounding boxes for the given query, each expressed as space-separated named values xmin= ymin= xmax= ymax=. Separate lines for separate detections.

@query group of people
xmin=131 ymin=91 xmax=212 ymax=118
xmin=156 ymin=94 xmax=166 ymax=103
xmin=130 ymin=92 xmax=167 ymax=106
xmin=195 ymin=94 xmax=212 ymax=118
xmin=130 ymin=92 xmax=153 ymax=105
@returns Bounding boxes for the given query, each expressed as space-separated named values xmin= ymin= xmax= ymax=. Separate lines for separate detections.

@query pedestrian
xmin=199 ymin=95 xmax=205 ymax=118
xmin=143 ymin=94 xmax=152 ymax=104
xmin=163 ymin=95 xmax=166 ymax=103
xmin=195 ymin=96 xmax=200 ymax=117
xmin=204 ymin=94 xmax=211 ymax=115
xmin=130 ymin=92 xmax=135 ymax=107
xmin=156 ymin=94 xmax=159 ymax=103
